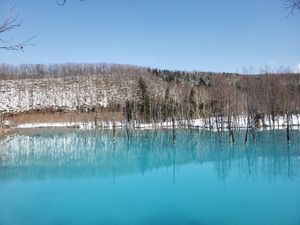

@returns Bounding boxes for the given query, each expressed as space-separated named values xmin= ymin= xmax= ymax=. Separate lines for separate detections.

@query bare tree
xmin=0 ymin=5 xmax=35 ymax=51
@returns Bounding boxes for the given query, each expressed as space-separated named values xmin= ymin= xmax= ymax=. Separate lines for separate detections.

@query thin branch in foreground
xmin=282 ymin=0 xmax=300 ymax=15
xmin=0 ymin=15 xmax=22 ymax=34
xmin=0 ymin=35 xmax=36 ymax=51
xmin=56 ymin=0 xmax=86 ymax=6
xmin=0 ymin=5 xmax=35 ymax=51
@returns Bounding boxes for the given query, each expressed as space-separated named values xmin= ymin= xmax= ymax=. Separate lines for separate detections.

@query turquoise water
xmin=0 ymin=129 xmax=300 ymax=225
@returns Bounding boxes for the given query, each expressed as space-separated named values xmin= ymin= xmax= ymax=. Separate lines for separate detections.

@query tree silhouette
xmin=282 ymin=0 xmax=300 ymax=14
xmin=0 ymin=5 xmax=35 ymax=51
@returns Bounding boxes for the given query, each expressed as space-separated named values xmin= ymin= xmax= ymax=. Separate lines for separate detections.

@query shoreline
xmin=13 ymin=113 xmax=300 ymax=130
xmin=6 ymin=119 xmax=300 ymax=131
xmin=1 ymin=113 xmax=299 ymax=140
xmin=1 ymin=122 xmax=299 ymax=144
xmin=0 ymin=128 xmax=12 ymax=140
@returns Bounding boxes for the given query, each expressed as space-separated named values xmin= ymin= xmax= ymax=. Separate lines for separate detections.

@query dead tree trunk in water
xmin=220 ymin=113 xmax=224 ymax=147
xmin=244 ymin=94 xmax=250 ymax=145
xmin=228 ymin=114 xmax=235 ymax=144
xmin=133 ymin=99 xmax=137 ymax=130
xmin=215 ymin=114 xmax=220 ymax=133
xmin=244 ymin=112 xmax=250 ymax=145
xmin=208 ymin=114 xmax=212 ymax=130
xmin=94 ymin=109 xmax=98 ymax=128
xmin=271 ymin=112 xmax=275 ymax=130
xmin=172 ymin=106 xmax=176 ymax=145
xmin=251 ymin=113 xmax=256 ymax=144
xmin=286 ymin=109 xmax=291 ymax=145
xmin=125 ymin=122 xmax=130 ymax=142
xmin=286 ymin=75 xmax=291 ymax=145
xmin=124 ymin=102 xmax=130 ymax=143
xmin=112 ymin=104 xmax=116 ymax=139
xmin=172 ymin=117 xmax=176 ymax=144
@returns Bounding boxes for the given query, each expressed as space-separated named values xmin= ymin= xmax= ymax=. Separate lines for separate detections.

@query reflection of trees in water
xmin=214 ymin=131 xmax=300 ymax=183
xmin=0 ymin=129 xmax=299 ymax=181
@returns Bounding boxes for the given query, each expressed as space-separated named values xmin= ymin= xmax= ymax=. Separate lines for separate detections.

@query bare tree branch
xmin=282 ymin=0 xmax=300 ymax=15
xmin=0 ymin=5 xmax=35 ymax=51
xmin=56 ymin=0 xmax=86 ymax=6
xmin=0 ymin=15 xmax=21 ymax=34
xmin=0 ymin=36 xmax=36 ymax=51
xmin=56 ymin=0 xmax=67 ymax=6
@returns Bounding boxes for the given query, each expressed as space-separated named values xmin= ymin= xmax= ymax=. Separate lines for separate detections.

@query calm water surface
xmin=0 ymin=129 xmax=300 ymax=225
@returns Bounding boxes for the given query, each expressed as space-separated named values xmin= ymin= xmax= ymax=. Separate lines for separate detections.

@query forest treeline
xmin=0 ymin=63 xmax=300 ymax=130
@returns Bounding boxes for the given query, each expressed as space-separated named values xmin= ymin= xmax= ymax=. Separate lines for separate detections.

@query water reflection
xmin=0 ymin=129 xmax=299 ymax=181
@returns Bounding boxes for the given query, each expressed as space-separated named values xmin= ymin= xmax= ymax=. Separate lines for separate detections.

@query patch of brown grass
xmin=5 ymin=111 xmax=124 ymax=126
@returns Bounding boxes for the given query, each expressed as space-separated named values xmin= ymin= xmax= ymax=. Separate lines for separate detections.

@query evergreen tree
xmin=137 ymin=77 xmax=151 ymax=122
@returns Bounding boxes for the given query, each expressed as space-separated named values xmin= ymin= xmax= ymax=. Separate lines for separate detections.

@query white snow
xmin=0 ymin=75 xmax=140 ymax=113
xmin=13 ymin=114 xmax=300 ymax=131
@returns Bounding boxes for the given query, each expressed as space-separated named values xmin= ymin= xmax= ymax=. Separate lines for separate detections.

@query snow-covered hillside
xmin=0 ymin=73 xmax=165 ymax=113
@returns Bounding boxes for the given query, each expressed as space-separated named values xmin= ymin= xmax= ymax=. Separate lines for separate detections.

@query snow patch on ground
xmin=14 ymin=114 xmax=300 ymax=131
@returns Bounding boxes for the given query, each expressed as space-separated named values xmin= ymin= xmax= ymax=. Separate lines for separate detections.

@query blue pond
xmin=0 ymin=129 xmax=300 ymax=225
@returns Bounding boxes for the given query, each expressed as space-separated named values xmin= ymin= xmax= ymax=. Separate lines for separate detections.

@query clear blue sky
xmin=0 ymin=0 xmax=299 ymax=73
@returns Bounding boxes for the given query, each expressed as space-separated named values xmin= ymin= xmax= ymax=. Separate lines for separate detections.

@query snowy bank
xmin=13 ymin=114 xmax=300 ymax=131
